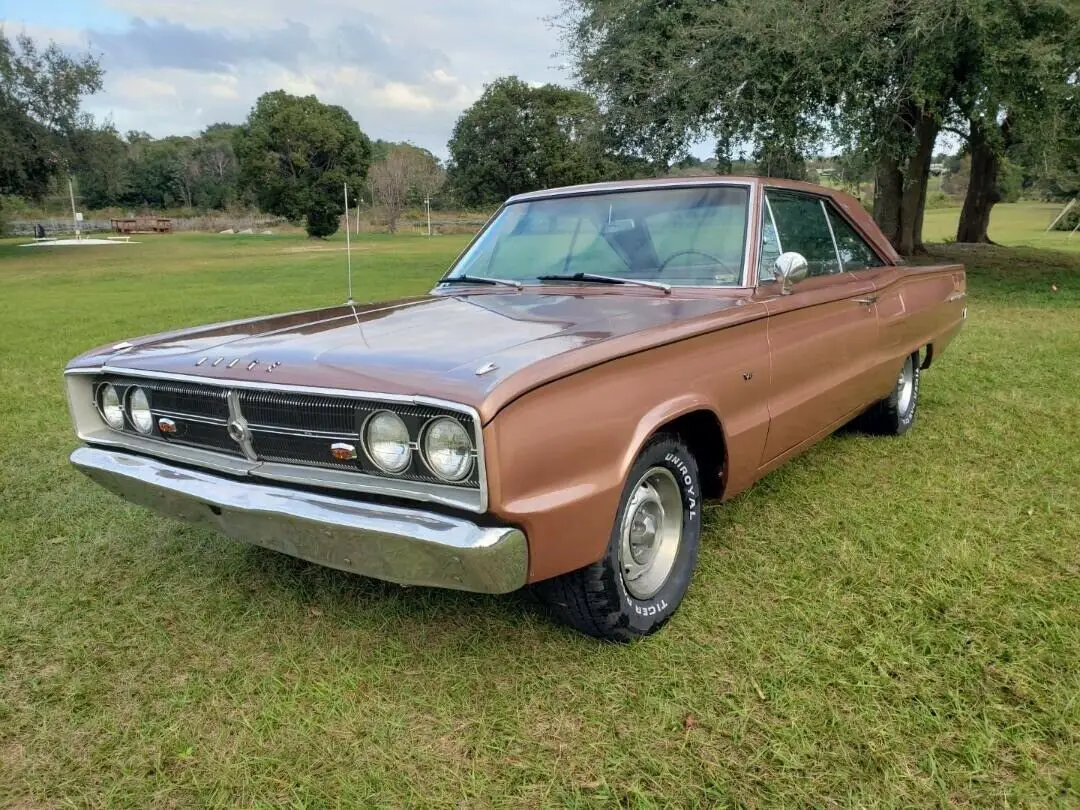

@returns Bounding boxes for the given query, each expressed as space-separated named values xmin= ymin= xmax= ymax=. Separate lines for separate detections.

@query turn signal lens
xmin=330 ymin=442 xmax=357 ymax=461
xmin=99 ymin=384 xmax=124 ymax=430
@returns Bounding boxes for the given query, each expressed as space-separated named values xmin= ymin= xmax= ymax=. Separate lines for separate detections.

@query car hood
xmin=73 ymin=290 xmax=755 ymax=421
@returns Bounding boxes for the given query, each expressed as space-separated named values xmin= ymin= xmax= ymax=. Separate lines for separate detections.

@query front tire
xmin=535 ymin=434 xmax=702 ymax=641
xmin=861 ymin=351 xmax=920 ymax=435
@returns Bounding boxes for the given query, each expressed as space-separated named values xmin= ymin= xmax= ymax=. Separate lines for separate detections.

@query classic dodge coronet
xmin=66 ymin=177 xmax=966 ymax=640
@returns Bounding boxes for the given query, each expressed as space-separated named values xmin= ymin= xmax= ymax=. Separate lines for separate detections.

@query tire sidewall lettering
xmin=617 ymin=447 xmax=701 ymax=621
xmin=900 ymin=366 xmax=919 ymax=426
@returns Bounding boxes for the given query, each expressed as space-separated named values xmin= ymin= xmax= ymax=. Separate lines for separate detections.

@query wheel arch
xmin=622 ymin=398 xmax=728 ymax=500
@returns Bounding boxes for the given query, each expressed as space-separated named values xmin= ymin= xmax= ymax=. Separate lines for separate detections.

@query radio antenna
xmin=344 ymin=181 xmax=354 ymax=304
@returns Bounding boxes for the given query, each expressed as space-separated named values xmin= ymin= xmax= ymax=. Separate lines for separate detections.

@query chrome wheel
xmin=620 ymin=467 xmax=683 ymax=599
xmin=897 ymin=355 xmax=915 ymax=415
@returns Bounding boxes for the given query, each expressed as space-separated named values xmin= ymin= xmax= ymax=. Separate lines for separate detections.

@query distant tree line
xmin=4 ymin=4 xmax=1079 ymax=248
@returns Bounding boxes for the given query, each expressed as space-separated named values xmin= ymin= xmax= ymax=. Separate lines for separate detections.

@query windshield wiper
xmin=438 ymin=275 xmax=522 ymax=290
xmin=535 ymin=272 xmax=671 ymax=294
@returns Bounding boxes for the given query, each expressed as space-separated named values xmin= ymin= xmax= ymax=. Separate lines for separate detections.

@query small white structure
xmin=19 ymin=238 xmax=136 ymax=247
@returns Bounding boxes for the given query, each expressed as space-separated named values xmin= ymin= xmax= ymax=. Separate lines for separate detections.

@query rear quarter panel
xmin=483 ymin=317 xmax=771 ymax=583
xmin=861 ymin=263 xmax=966 ymax=390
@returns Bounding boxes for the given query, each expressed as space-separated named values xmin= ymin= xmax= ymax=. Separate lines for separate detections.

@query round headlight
xmin=364 ymin=411 xmax=412 ymax=473
xmin=98 ymin=384 xmax=124 ymax=430
xmin=127 ymin=387 xmax=154 ymax=435
xmin=423 ymin=417 xmax=474 ymax=482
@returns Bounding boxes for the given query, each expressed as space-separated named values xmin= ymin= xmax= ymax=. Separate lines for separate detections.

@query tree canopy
xmin=235 ymin=91 xmax=372 ymax=237
xmin=446 ymin=76 xmax=648 ymax=207
xmin=559 ymin=0 xmax=1080 ymax=253
xmin=0 ymin=31 xmax=102 ymax=200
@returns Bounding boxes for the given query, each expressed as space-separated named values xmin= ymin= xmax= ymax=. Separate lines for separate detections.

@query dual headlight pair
xmin=98 ymin=383 xmax=153 ymax=435
xmin=365 ymin=410 xmax=474 ymax=482
xmin=97 ymin=383 xmax=474 ymax=484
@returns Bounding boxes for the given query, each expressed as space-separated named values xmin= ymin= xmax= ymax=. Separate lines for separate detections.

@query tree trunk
xmin=872 ymin=109 xmax=938 ymax=256
xmin=956 ymin=120 xmax=1002 ymax=244
xmin=896 ymin=112 xmax=938 ymax=255
xmin=873 ymin=152 xmax=903 ymax=248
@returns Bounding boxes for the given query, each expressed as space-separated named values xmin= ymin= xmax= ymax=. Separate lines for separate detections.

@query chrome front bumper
xmin=70 ymin=446 xmax=528 ymax=594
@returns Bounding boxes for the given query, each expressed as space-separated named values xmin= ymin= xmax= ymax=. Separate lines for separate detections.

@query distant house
xmin=929 ymin=163 xmax=946 ymax=176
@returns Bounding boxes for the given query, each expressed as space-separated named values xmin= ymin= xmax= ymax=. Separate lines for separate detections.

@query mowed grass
xmin=1 ymin=209 xmax=1079 ymax=807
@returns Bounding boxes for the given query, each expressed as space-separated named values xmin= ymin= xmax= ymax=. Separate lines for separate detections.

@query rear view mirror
xmin=774 ymin=252 xmax=808 ymax=294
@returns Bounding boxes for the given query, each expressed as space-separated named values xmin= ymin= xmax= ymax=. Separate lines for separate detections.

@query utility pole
xmin=425 ymin=196 xmax=432 ymax=236
xmin=68 ymin=173 xmax=80 ymax=239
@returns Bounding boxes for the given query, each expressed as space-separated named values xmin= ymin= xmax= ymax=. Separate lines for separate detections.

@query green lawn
xmin=923 ymin=200 xmax=1079 ymax=251
xmin=1 ymin=215 xmax=1078 ymax=807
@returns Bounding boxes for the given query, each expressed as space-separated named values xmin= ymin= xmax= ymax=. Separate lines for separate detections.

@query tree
xmin=447 ymin=76 xmax=612 ymax=207
xmin=191 ymin=123 xmax=242 ymax=209
xmin=234 ymin=90 xmax=372 ymax=237
xmin=949 ymin=1 xmax=1080 ymax=243
xmin=369 ymin=144 xmax=446 ymax=233
xmin=69 ymin=122 xmax=129 ymax=208
xmin=558 ymin=0 xmax=1068 ymax=254
xmin=0 ymin=31 xmax=102 ymax=200
xmin=369 ymin=147 xmax=414 ymax=234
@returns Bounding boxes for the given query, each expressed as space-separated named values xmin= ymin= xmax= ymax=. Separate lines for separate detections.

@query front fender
xmin=483 ymin=321 xmax=769 ymax=583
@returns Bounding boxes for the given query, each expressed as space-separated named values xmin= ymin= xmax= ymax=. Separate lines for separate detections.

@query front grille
xmin=96 ymin=375 xmax=481 ymax=489
xmin=238 ymin=389 xmax=358 ymax=434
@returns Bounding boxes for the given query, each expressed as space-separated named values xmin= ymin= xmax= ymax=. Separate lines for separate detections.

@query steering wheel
xmin=657 ymin=249 xmax=735 ymax=280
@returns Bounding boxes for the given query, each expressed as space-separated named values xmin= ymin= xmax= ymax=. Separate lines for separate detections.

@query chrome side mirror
xmin=774 ymin=252 xmax=808 ymax=294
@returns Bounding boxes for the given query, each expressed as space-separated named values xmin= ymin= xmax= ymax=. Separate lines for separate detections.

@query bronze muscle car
xmin=65 ymin=177 xmax=966 ymax=640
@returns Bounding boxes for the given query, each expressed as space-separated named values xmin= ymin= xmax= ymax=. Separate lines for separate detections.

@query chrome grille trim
xmin=65 ymin=366 xmax=488 ymax=513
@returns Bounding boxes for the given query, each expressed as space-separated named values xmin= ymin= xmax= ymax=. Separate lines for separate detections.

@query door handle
xmin=853 ymin=295 xmax=878 ymax=305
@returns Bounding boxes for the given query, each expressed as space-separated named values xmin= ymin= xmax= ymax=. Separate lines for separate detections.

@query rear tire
xmin=535 ymin=434 xmax=702 ymax=641
xmin=861 ymin=351 xmax=920 ymax=436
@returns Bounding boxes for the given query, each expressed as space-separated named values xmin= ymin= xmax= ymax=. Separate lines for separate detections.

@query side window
xmin=827 ymin=208 xmax=883 ymax=270
xmin=765 ymin=192 xmax=841 ymax=277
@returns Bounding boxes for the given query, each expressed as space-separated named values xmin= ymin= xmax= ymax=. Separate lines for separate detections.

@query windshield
xmin=446 ymin=185 xmax=750 ymax=287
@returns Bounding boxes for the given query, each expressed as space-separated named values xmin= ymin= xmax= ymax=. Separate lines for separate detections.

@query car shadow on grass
xmin=221 ymin=539 xmax=568 ymax=639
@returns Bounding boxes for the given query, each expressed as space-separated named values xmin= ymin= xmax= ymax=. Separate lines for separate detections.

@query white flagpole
xmin=344 ymin=182 xmax=354 ymax=303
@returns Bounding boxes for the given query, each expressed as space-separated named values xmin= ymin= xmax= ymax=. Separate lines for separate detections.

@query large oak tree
xmin=235 ymin=91 xmax=372 ymax=237
xmin=559 ymin=0 xmax=1080 ymax=254
xmin=446 ymin=76 xmax=644 ymax=207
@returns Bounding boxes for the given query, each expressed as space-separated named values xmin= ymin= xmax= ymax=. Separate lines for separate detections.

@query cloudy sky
xmin=2 ymin=0 xmax=568 ymax=157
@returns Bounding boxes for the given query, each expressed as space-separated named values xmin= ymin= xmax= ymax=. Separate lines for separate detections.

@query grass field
xmin=1 ymin=203 xmax=1078 ymax=807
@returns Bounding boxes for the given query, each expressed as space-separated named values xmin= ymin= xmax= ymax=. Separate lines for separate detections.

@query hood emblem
xmin=475 ymin=362 xmax=498 ymax=376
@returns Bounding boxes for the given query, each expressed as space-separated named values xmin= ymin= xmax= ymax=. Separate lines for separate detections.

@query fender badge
xmin=475 ymin=362 xmax=498 ymax=376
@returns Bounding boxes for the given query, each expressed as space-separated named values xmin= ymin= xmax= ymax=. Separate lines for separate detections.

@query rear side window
xmin=827 ymin=209 xmax=883 ymax=270
xmin=765 ymin=192 xmax=841 ymax=277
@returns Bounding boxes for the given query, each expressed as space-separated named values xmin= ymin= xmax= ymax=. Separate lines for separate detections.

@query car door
xmin=756 ymin=189 xmax=882 ymax=466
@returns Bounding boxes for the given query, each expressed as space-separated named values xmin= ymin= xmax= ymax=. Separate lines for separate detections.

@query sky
xmin=1 ymin=0 xmax=573 ymax=159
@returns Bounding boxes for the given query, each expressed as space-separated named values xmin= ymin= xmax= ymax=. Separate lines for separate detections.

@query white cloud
xmin=5 ymin=0 xmax=565 ymax=157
